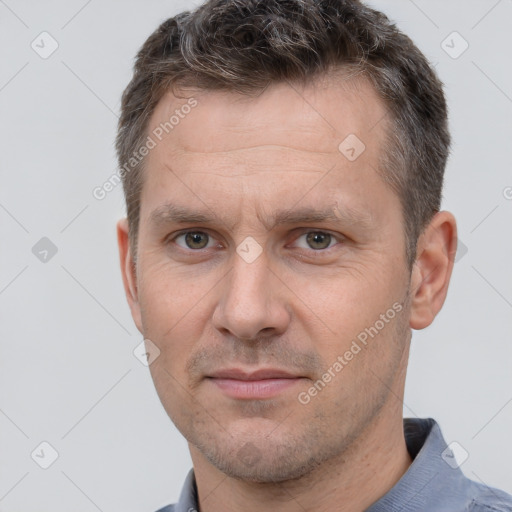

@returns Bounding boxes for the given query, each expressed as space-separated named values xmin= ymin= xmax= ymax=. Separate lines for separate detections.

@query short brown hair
xmin=116 ymin=0 xmax=450 ymax=269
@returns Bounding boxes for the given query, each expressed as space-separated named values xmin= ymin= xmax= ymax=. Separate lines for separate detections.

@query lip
xmin=208 ymin=368 xmax=298 ymax=380
xmin=206 ymin=368 xmax=304 ymax=399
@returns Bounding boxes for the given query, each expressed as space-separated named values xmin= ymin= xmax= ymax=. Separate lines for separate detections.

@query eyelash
xmin=167 ymin=229 xmax=344 ymax=255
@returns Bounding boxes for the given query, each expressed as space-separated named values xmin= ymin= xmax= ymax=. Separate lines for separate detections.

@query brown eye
xmin=180 ymin=232 xmax=210 ymax=249
xmin=305 ymin=232 xmax=333 ymax=250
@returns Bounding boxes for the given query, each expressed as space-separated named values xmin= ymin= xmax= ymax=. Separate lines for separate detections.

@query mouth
xmin=206 ymin=368 xmax=305 ymax=400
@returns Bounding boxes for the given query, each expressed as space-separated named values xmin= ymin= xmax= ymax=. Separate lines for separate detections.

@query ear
xmin=409 ymin=211 xmax=458 ymax=330
xmin=117 ymin=218 xmax=143 ymax=334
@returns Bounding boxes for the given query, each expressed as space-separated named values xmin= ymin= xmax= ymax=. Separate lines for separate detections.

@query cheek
xmin=148 ymin=359 xmax=199 ymax=436
xmin=299 ymin=270 xmax=406 ymax=373
xmin=137 ymin=263 xmax=216 ymax=368
xmin=138 ymin=254 xmax=215 ymax=321
xmin=297 ymin=269 xmax=394 ymax=331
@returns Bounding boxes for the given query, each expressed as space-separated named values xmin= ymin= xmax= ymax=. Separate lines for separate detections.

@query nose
xmin=212 ymin=249 xmax=291 ymax=341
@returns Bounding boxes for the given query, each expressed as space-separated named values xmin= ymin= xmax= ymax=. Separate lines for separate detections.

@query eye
xmin=292 ymin=231 xmax=341 ymax=251
xmin=172 ymin=231 xmax=217 ymax=250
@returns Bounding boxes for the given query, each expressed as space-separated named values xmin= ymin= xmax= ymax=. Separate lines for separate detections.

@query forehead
xmin=149 ymin=74 xmax=388 ymax=157
xmin=139 ymin=74 xmax=398 ymax=233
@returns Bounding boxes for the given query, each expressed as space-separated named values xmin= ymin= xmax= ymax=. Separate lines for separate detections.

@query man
xmin=115 ymin=0 xmax=512 ymax=511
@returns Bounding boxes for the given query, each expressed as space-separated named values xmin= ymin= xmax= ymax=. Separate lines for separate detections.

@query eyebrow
xmin=148 ymin=202 xmax=374 ymax=232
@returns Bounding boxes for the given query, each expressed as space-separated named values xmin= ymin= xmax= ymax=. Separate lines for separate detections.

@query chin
xmin=196 ymin=435 xmax=328 ymax=483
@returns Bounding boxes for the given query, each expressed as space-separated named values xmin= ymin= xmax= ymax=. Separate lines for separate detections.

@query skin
xmin=117 ymin=74 xmax=457 ymax=512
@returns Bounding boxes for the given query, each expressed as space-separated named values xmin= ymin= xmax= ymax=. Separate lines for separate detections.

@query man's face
xmin=127 ymin=76 xmax=414 ymax=481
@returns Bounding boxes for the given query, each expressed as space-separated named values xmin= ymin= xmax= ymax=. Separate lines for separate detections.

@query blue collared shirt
xmin=155 ymin=418 xmax=512 ymax=512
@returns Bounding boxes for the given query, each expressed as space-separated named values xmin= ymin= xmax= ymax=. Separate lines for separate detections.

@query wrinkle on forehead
xmin=163 ymin=145 xmax=340 ymax=179
xmin=168 ymin=144 xmax=335 ymax=156
xmin=141 ymin=73 xmax=394 ymax=238
xmin=149 ymin=75 xmax=387 ymax=158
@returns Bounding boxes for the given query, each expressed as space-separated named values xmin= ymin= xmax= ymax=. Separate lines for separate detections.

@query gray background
xmin=1 ymin=0 xmax=511 ymax=510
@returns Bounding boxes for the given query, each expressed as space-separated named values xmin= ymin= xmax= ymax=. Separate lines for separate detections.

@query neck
xmin=190 ymin=411 xmax=412 ymax=512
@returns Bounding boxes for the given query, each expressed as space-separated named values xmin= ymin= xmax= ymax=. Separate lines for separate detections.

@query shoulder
xmin=154 ymin=505 xmax=175 ymax=512
xmin=467 ymin=483 xmax=512 ymax=511
xmin=153 ymin=468 xmax=197 ymax=512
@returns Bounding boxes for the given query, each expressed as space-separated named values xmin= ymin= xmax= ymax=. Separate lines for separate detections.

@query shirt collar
xmin=366 ymin=417 xmax=470 ymax=511
xmin=173 ymin=418 xmax=469 ymax=512
xmin=173 ymin=467 xmax=198 ymax=512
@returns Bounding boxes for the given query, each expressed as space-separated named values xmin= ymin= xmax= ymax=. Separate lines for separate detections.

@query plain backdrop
xmin=1 ymin=0 xmax=511 ymax=510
